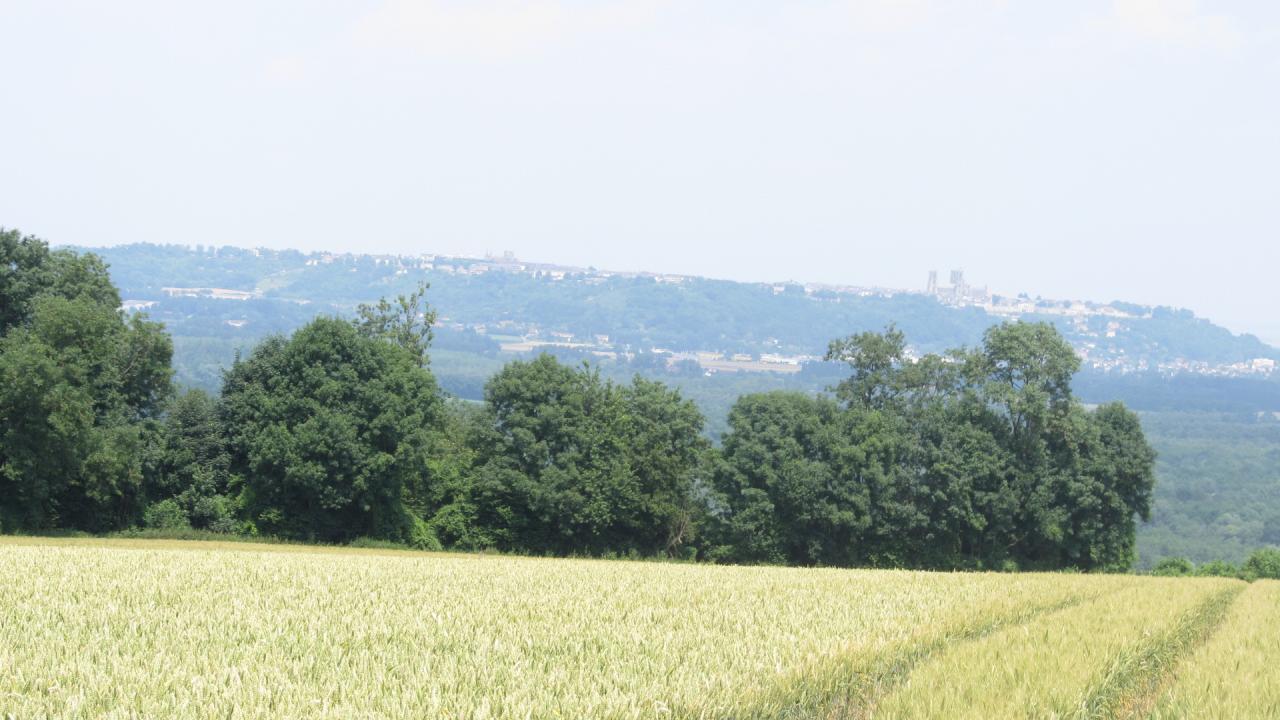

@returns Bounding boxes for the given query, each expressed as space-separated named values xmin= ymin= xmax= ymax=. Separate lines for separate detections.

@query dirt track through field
xmin=1075 ymin=584 xmax=1245 ymax=720
xmin=721 ymin=585 xmax=1122 ymax=720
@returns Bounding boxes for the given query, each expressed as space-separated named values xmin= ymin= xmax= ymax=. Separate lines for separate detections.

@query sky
xmin=2 ymin=1 xmax=1278 ymax=343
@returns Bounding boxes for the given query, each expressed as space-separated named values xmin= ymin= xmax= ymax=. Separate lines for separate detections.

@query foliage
xmin=353 ymin=281 xmax=437 ymax=367
xmin=0 ymin=230 xmax=172 ymax=532
xmin=709 ymin=391 xmax=861 ymax=566
xmin=468 ymin=355 xmax=710 ymax=556
xmin=1 ymin=229 xmax=121 ymax=334
xmin=220 ymin=317 xmax=444 ymax=542
xmin=1151 ymin=556 xmax=1195 ymax=576
xmin=714 ymin=322 xmax=1156 ymax=571
xmin=67 ymin=242 xmax=1280 ymax=569
xmin=1136 ymin=412 xmax=1280 ymax=566
xmin=0 ymin=233 xmax=1165 ymax=572
xmin=143 ymin=389 xmax=236 ymax=530
xmin=143 ymin=498 xmax=190 ymax=530
xmin=1195 ymin=559 xmax=1242 ymax=579
xmin=1243 ymin=547 xmax=1280 ymax=580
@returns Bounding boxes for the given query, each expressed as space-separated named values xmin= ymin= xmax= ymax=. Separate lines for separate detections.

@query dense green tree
xmin=1 ymin=229 xmax=120 ymax=335
xmin=825 ymin=326 xmax=910 ymax=409
xmin=0 ymin=232 xmax=171 ymax=532
xmin=405 ymin=400 xmax=490 ymax=551
xmin=620 ymin=377 xmax=713 ymax=555
xmin=898 ymin=408 xmax=1018 ymax=568
xmin=712 ymin=392 xmax=871 ymax=565
xmin=1244 ymin=547 xmax=1280 ymax=580
xmin=1 ymin=235 xmax=1161 ymax=572
xmin=957 ymin=323 xmax=1153 ymax=571
xmin=1151 ymin=556 xmax=1194 ymax=576
xmin=1195 ymin=559 xmax=1242 ymax=578
xmin=470 ymin=355 xmax=708 ymax=556
xmin=718 ymin=322 xmax=1156 ymax=571
xmin=220 ymin=317 xmax=444 ymax=542
xmin=1060 ymin=402 xmax=1157 ymax=569
xmin=143 ymin=389 xmax=236 ymax=531
xmin=468 ymin=356 xmax=630 ymax=553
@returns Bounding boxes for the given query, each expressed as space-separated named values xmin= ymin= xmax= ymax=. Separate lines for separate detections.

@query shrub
xmin=1194 ymin=559 xmax=1241 ymax=579
xmin=1151 ymin=556 xmax=1194 ymax=577
xmin=348 ymin=537 xmax=412 ymax=551
xmin=408 ymin=515 xmax=443 ymax=552
xmin=143 ymin=499 xmax=190 ymax=530
xmin=190 ymin=494 xmax=237 ymax=533
xmin=1244 ymin=548 xmax=1280 ymax=580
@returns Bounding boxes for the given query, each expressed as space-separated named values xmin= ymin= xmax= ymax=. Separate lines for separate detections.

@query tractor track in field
xmin=1067 ymin=583 xmax=1245 ymax=720
xmin=718 ymin=584 xmax=1127 ymax=720
xmin=838 ymin=587 xmax=1124 ymax=720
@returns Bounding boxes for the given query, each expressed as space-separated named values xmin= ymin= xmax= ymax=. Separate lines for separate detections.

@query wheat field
xmin=0 ymin=537 xmax=1267 ymax=719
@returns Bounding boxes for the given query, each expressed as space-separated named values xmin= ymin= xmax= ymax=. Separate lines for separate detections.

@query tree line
xmin=2 ymin=232 xmax=1163 ymax=570
xmin=1151 ymin=549 xmax=1280 ymax=581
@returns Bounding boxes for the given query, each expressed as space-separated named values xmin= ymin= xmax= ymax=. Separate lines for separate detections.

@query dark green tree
xmin=0 ymin=228 xmax=120 ymax=334
xmin=220 ymin=317 xmax=444 ymax=542
xmin=975 ymin=321 xmax=1079 ymax=451
xmin=0 ymin=231 xmax=172 ymax=532
xmin=1151 ymin=556 xmax=1194 ymax=576
xmin=971 ymin=324 xmax=1153 ymax=571
xmin=898 ymin=406 xmax=1018 ymax=569
xmin=470 ymin=355 xmax=708 ymax=556
xmin=470 ymin=356 xmax=631 ymax=554
xmin=405 ymin=400 xmax=489 ymax=551
xmin=1244 ymin=547 xmax=1280 ymax=580
xmin=619 ymin=377 xmax=711 ymax=555
xmin=718 ymin=322 xmax=1156 ymax=572
xmin=825 ymin=325 xmax=910 ymax=409
xmin=143 ymin=389 xmax=236 ymax=531
xmin=712 ymin=392 xmax=871 ymax=566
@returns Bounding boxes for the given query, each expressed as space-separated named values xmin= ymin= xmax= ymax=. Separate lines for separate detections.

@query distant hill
xmin=77 ymin=243 xmax=1280 ymax=387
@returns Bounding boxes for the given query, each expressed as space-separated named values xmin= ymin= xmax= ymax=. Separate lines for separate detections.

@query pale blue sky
xmin=2 ymin=1 xmax=1277 ymax=342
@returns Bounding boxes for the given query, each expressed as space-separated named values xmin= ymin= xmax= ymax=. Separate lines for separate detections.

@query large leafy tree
xmin=143 ymin=389 xmax=236 ymax=531
xmin=470 ymin=356 xmax=631 ymax=554
xmin=712 ymin=392 xmax=872 ymax=566
xmin=0 ymin=229 xmax=120 ymax=334
xmin=971 ymin=323 xmax=1155 ymax=570
xmin=221 ymin=317 xmax=444 ymax=542
xmin=719 ymin=322 xmax=1156 ymax=571
xmin=470 ymin=355 xmax=708 ymax=556
xmin=618 ymin=377 xmax=711 ymax=554
xmin=1022 ymin=401 xmax=1156 ymax=571
xmin=404 ymin=400 xmax=490 ymax=550
xmin=0 ymin=230 xmax=172 ymax=531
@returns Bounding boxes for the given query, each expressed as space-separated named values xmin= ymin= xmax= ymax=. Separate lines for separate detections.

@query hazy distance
xmin=1 ymin=1 xmax=1277 ymax=343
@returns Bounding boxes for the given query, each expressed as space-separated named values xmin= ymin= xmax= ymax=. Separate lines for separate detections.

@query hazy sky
xmin=2 ymin=1 xmax=1278 ymax=342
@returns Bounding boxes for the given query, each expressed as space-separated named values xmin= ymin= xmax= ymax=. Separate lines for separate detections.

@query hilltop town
xmin=105 ymin=244 xmax=1279 ymax=382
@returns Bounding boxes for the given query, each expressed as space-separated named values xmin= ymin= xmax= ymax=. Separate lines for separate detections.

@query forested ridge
xmin=0 ymin=230 xmax=1196 ymax=570
xmin=78 ymin=242 xmax=1280 ymax=395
